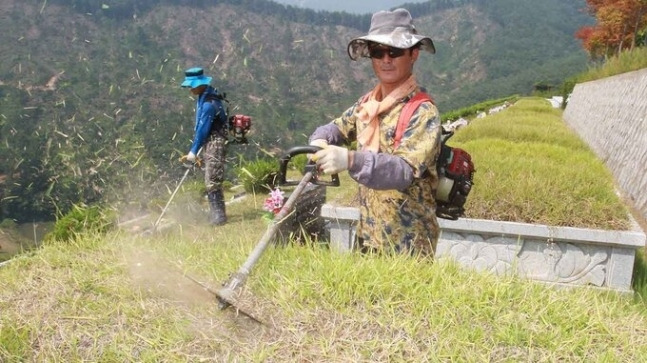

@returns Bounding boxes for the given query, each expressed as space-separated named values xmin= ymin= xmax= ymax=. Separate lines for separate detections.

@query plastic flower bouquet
xmin=262 ymin=187 xmax=285 ymax=222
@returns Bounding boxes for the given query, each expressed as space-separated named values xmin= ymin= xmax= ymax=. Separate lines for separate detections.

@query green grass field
xmin=2 ymin=213 xmax=647 ymax=360
xmin=452 ymin=98 xmax=631 ymax=230
xmin=2 ymin=96 xmax=647 ymax=361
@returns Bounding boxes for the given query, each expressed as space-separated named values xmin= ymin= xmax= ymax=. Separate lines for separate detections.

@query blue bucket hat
xmin=181 ymin=67 xmax=212 ymax=88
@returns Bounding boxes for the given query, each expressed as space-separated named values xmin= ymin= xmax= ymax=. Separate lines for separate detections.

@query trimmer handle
xmin=440 ymin=127 xmax=455 ymax=142
xmin=278 ymin=146 xmax=340 ymax=187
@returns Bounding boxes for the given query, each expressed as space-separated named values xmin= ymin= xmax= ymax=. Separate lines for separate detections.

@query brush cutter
xmin=215 ymin=145 xmax=340 ymax=311
xmin=147 ymin=150 xmax=203 ymax=234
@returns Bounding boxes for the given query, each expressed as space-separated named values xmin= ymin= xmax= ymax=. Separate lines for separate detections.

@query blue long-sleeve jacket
xmin=190 ymin=86 xmax=228 ymax=155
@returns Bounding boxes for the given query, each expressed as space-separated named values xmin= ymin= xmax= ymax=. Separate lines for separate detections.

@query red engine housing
xmin=446 ymin=148 xmax=474 ymax=179
xmin=231 ymin=114 xmax=252 ymax=131
xmin=229 ymin=114 xmax=252 ymax=144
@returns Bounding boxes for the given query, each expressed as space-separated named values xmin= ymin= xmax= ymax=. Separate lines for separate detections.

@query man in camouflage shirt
xmin=309 ymin=9 xmax=442 ymax=256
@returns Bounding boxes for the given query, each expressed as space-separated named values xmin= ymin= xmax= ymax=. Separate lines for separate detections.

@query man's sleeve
xmin=348 ymin=151 xmax=414 ymax=190
xmin=190 ymin=103 xmax=215 ymax=154
xmin=309 ymin=103 xmax=360 ymax=146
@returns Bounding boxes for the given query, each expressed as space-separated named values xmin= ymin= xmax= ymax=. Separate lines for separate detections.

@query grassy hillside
xmin=2 ymin=97 xmax=645 ymax=361
xmin=575 ymin=47 xmax=647 ymax=83
xmin=0 ymin=0 xmax=591 ymax=222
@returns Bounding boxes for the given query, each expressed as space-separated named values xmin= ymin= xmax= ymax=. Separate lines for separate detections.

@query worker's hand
xmin=194 ymin=156 xmax=203 ymax=168
xmin=185 ymin=151 xmax=196 ymax=162
xmin=313 ymin=145 xmax=348 ymax=174
xmin=308 ymin=139 xmax=328 ymax=161
xmin=179 ymin=152 xmax=202 ymax=167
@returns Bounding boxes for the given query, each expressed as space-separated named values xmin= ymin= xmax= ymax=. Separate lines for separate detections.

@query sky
xmin=270 ymin=0 xmax=430 ymax=14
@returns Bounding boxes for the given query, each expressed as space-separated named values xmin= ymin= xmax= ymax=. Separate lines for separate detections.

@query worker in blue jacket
xmin=179 ymin=67 xmax=229 ymax=225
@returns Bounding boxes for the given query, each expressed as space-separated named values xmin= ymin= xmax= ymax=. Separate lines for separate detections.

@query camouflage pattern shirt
xmin=312 ymin=89 xmax=442 ymax=256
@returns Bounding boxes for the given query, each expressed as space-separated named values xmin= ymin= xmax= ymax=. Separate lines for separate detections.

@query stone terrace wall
xmin=321 ymin=205 xmax=645 ymax=292
xmin=563 ymin=68 xmax=647 ymax=227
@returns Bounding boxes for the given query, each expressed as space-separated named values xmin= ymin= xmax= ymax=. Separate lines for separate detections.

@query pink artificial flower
xmin=263 ymin=188 xmax=285 ymax=214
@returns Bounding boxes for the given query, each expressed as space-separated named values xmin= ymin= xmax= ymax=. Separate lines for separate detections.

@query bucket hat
xmin=181 ymin=67 xmax=212 ymax=88
xmin=347 ymin=8 xmax=435 ymax=61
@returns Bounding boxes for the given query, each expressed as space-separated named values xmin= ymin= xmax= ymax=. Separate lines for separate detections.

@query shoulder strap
xmin=204 ymin=92 xmax=225 ymax=103
xmin=204 ymin=91 xmax=229 ymax=119
xmin=393 ymin=92 xmax=434 ymax=149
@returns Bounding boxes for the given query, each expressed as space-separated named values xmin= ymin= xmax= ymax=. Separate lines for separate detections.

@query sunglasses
xmin=368 ymin=46 xmax=407 ymax=59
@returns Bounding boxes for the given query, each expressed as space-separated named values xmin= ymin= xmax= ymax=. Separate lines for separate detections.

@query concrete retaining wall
xmin=322 ymin=205 xmax=645 ymax=292
xmin=563 ymin=68 xmax=647 ymax=226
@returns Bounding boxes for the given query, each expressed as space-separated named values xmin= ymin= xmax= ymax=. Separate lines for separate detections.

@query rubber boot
xmin=207 ymin=190 xmax=227 ymax=226
xmin=216 ymin=189 xmax=227 ymax=224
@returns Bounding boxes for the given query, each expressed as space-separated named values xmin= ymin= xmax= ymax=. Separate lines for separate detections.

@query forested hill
xmin=0 ymin=0 xmax=592 ymax=222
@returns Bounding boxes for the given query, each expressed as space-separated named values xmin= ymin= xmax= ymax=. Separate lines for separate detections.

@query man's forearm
xmin=348 ymin=151 xmax=414 ymax=191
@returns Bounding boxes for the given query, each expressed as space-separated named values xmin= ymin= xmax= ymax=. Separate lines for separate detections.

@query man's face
xmin=369 ymin=44 xmax=419 ymax=87
xmin=190 ymin=85 xmax=206 ymax=95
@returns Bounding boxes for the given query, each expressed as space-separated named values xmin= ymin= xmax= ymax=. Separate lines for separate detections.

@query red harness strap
xmin=393 ymin=92 xmax=434 ymax=149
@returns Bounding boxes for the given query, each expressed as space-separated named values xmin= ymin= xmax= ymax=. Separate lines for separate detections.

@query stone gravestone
xmin=275 ymin=183 xmax=327 ymax=244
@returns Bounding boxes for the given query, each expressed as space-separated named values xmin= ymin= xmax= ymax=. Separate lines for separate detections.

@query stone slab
xmin=321 ymin=205 xmax=646 ymax=292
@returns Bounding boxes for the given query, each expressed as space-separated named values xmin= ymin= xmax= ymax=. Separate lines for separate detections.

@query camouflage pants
xmin=204 ymin=135 xmax=227 ymax=193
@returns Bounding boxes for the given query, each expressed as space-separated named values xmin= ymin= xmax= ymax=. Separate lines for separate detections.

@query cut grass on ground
xmin=1 ymin=97 xmax=645 ymax=361
xmin=2 ymin=219 xmax=647 ymax=361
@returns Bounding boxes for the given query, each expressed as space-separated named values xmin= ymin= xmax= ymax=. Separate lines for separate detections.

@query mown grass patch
xmin=463 ymin=138 xmax=629 ymax=228
xmin=454 ymin=98 xmax=590 ymax=151
xmin=3 ymin=224 xmax=647 ymax=361
xmin=448 ymin=97 xmax=630 ymax=229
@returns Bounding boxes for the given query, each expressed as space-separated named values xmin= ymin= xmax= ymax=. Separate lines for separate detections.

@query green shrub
xmin=222 ymin=180 xmax=234 ymax=191
xmin=44 ymin=203 xmax=114 ymax=243
xmin=236 ymin=158 xmax=279 ymax=194
xmin=0 ymin=218 xmax=18 ymax=230
xmin=291 ymin=154 xmax=308 ymax=175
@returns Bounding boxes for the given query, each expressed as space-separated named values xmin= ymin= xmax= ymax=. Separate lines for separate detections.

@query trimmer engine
xmin=229 ymin=114 xmax=252 ymax=144
xmin=435 ymin=129 xmax=475 ymax=220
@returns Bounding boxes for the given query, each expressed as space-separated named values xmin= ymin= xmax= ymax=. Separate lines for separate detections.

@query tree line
xmin=1 ymin=0 xmax=591 ymax=223
xmin=576 ymin=0 xmax=647 ymax=58
xmin=50 ymin=0 xmax=484 ymax=29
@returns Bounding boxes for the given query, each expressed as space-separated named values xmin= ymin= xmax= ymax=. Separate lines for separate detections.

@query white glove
xmin=179 ymin=151 xmax=202 ymax=167
xmin=309 ymin=139 xmax=328 ymax=149
xmin=308 ymin=139 xmax=328 ymax=160
xmin=313 ymin=145 xmax=349 ymax=174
